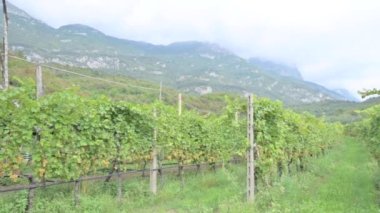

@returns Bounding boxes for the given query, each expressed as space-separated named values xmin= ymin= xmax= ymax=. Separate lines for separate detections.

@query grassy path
xmin=252 ymin=138 xmax=379 ymax=213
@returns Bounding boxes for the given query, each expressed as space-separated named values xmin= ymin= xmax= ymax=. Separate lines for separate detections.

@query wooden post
xmin=1 ymin=0 xmax=9 ymax=89
xmin=177 ymin=93 xmax=184 ymax=188
xmin=74 ymin=178 xmax=80 ymax=206
xmin=178 ymin=93 xmax=182 ymax=116
xmin=150 ymin=108 xmax=158 ymax=194
xmin=36 ymin=65 xmax=44 ymax=99
xmin=25 ymin=175 xmax=35 ymax=213
xmin=115 ymin=139 xmax=122 ymax=200
xmin=117 ymin=170 xmax=122 ymax=201
xmin=247 ymin=94 xmax=255 ymax=202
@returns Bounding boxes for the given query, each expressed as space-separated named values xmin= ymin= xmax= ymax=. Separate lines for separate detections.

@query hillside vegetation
xmin=8 ymin=57 xmax=230 ymax=113
xmin=291 ymin=97 xmax=380 ymax=123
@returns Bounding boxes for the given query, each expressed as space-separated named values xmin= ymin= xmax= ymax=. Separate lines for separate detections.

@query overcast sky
xmin=10 ymin=0 xmax=380 ymax=98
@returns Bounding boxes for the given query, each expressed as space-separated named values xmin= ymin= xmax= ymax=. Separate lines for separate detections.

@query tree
xmin=358 ymin=88 xmax=380 ymax=99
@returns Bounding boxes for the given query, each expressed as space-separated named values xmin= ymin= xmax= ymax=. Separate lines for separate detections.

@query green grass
xmin=0 ymin=167 xmax=246 ymax=213
xmin=250 ymin=138 xmax=379 ymax=213
xmin=1 ymin=138 xmax=379 ymax=212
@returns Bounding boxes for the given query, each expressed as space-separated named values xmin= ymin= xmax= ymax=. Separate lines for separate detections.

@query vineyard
xmin=0 ymin=73 xmax=345 ymax=211
xmin=348 ymin=104 xmax=380 ymax=164
xmin=0 ymin=1 xmax=379 ymax=211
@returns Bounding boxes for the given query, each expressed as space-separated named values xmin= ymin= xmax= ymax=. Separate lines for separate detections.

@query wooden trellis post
xmin=247 ymin=94 xmax=255 ymax=202
xmin=36 ymin=65 xmax=44 ymax=99
xmin=150 ymin=108 xmax=158 ymax=194
xmin=178 ymin=93 xmax=182 ymax=116
xmin=74 ymin=178 xmax=81 ymax=206
xmin=25 ymin=175 xmax=35 ymax=213
xmin=177 ymin=93 xmax=185 ymax=188
xmin=2 ymin=0 xmax=9 ymax=89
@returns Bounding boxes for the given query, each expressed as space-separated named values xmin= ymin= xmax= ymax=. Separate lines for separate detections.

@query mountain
xmin=291 ymin=96 xmax=380 ymax=123
xmin=248 ymin=58 xmax=303 ymax=80
xmin=333 ymin=89 xmax=359 ymax=102
xmin=1 ymin=2 xmax=349 ymax=104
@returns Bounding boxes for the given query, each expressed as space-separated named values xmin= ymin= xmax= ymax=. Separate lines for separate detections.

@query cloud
xmin=9 ymin=0 xmax=380 ymax=97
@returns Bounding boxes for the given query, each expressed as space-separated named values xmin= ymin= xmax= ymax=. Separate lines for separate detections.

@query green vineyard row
xmin=0 ymin=83 xmax=343 ymax=183
xmin=348 ymin=104 xmax=380 ymax=163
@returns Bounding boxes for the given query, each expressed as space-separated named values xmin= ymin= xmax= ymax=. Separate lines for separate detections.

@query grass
xmin=250 ymin=138 xmax=379 ymax=213
xmin=0 ymin=167 xmax=246 ymax=213
xmin=1 ymin=138 xmax=379 ymax=212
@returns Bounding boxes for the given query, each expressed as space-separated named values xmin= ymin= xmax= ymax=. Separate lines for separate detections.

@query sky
xmin=10 ymin=0 xmax=380 ymax=98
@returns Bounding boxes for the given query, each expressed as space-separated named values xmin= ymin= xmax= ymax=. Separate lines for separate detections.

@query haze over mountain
xmin=333 ymin=89 xmax=359 ymax=102
xmin=248 ymin=58 xmax=303 ymax=80
xmin=2 ymin=2 xmax=356 ymax=104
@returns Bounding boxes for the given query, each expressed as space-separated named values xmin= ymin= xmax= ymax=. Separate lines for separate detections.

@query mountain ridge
xmin=333 ymin=89 xmax=359 ymax=102
xmin=248 ymin=57 xmax=303 ymax=80
xmin=2 ymin=2 xmax=349 ymax=104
